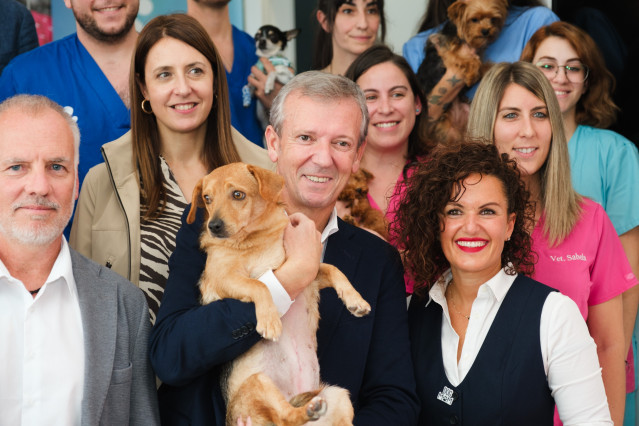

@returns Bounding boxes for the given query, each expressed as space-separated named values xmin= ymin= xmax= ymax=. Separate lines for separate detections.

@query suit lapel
xmin=72 ymin=250 xmax=117 ymax=425
xmin=317 ymin=221 xmax=362 ymax=360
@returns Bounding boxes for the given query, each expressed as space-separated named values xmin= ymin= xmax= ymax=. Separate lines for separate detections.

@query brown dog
xmin=337 ymin=168 xmax=389 ymax=240
xmin=416 ymin=0 xmax=508 ymax=144
xmin=187 ymin=162 xmax=371 ymax=426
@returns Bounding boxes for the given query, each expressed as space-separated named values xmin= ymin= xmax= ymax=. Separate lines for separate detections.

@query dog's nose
xmin=208 ymin=218 xmax=227 ymax=238
xmin=482 ymin=28 xmax=490 ymax=36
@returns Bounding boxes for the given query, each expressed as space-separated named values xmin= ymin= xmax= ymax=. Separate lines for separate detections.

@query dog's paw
xmin=306 ymin=396 xmax=327 ymax=420
xmin=255 ymin=308 xmax=282 ymax=341
xmin=347 ymin=299 xmax=371 ymax=317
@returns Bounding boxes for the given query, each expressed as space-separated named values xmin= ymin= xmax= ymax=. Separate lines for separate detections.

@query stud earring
xmin=416 ymin=108 xmax=420 ymax=114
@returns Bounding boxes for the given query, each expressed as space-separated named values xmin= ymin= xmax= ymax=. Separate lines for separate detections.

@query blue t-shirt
xmin=569 ymin=125 xmax=639 ymax=236
xmin=0 ymin=33 xmax=130 ymax=187
xmin=402 ymin=6 xmax=558 ymax=98
xmin=227 ymin=26 xmax=264 ymax=147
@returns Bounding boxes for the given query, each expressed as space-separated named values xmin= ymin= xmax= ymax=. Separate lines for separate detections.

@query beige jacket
xmin=69 ymin=128 xmax=273 ymax=285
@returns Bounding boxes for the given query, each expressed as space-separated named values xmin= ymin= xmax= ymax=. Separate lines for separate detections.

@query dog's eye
xmin=471 ymin=18 xmax=479 ymax=23
xmin=203 ymin=195 xmax=212 ymax=204
xmin=232 ymin=191 xmax=246 ymax=200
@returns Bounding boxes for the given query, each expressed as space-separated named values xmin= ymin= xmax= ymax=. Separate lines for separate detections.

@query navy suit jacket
xmin=149 ymin=208 xmax=419 ymax=425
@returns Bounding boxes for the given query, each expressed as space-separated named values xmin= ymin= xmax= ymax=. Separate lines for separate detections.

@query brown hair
xmin=312 ymin=0 xmax=386 ymax=70
xmin=520 ymin=21 xmax=619 ymax=128
xmin=131 ymin=13 xmax=240 ymax=220
xmin=394 ymin=142 xmax=535 ymax=298
xmin=344 ymin=44 xmax=435 ymax=168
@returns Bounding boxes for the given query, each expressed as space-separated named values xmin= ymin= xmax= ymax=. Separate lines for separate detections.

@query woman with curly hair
xmin=397 ymin=141 xmax=610 ymax=424
xmin=468 ymin=61 xmax=637 ymax=424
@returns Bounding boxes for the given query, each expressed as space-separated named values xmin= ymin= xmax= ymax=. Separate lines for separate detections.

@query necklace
xmin=446 ymin=281 xmax=470 ymax=320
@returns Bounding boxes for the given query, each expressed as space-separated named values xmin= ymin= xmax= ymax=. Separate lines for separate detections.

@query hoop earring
xmin=141 ymin=99 xmax=153 ymax=114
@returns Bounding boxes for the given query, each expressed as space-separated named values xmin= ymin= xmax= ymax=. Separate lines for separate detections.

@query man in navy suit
xmin=149 ymin=71 xmax=419 ymax=425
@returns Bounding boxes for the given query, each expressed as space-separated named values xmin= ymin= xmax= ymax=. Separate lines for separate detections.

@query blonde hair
xmin=468 ymin=61 xmax=581 ymax=246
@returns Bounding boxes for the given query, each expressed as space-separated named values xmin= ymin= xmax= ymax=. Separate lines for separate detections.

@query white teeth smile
xmin=307 ymin=176 xmax=329 ymax=183
xmin=174 ymin=103 xmax=195 ymax=111
xmin=374 ymin=122 xmax=398 ymax=128
xmin=514 ymin=148 xmax=535 ymax=154
xmin=98 ymin=6 xmax=120 ymax=12
xmin=555 ymin=91 xmax=568 ymax=96
xmin=457 ymin=241 xmax=487 ymax=247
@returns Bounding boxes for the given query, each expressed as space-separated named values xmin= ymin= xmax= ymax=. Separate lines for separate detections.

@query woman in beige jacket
xmin=70 ymin=14 xmax=272 ymax=322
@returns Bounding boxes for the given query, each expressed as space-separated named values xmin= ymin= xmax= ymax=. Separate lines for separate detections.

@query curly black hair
xmin=393 ymin=141 xmax=536 ymax=298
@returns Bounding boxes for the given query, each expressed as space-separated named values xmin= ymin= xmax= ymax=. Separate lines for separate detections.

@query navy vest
xmin=408 ymin=275 xmax=556 ymax=425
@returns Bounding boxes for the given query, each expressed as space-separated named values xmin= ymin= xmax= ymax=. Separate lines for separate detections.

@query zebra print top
xmin=139 ymin=156 xmax=188 ymax=324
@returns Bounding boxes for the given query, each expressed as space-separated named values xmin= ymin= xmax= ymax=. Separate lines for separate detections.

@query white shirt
xmin=0 ymin=239 xmax=84 ymax=426
xmin=427 ymin=268 xmax=612 ymax=425
xmin=260 ymin=208 xmax=339 ymax=316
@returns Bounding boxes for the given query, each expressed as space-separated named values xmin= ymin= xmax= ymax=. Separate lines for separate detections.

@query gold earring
xmin=141 ymin=99 xmax=153 ymax=114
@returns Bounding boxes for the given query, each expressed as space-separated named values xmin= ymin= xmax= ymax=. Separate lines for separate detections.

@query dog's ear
xmin=247 ymin=164 xmax=284 ymax=203
xmin=285 ymin=28 xmax=301 ymax=41
xmin=447 ymin=1 xmax=467 ymax=24
xmin=187 ymin=178 xmax=204 ymax=224
xmin=359 ymin=168 xmax=374 ymax=181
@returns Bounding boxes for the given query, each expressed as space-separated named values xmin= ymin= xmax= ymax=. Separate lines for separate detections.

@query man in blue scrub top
xmin=0 ymin=0 xmax=139 ymax=190
xmin=188 ymin=0 xmax=285 ymax=147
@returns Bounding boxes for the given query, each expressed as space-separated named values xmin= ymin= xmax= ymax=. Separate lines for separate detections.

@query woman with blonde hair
xmin=521 ymin=26 xmax=639 ymax=420
xmin=467 ymin=61 xmax=637 ymax=424
xmin=70 ymin=14 xmax=271 ymax=322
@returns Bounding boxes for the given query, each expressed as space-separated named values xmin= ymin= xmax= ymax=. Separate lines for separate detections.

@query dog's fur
xmin=416 ymin=0 xmax=508 ymax=144
xmin=187 ymin=162 xmax=371 ymax=426
xmin=243 ymin=25 xmax=300 ymax=128
xmin=337 ymin=168 xmax=389 ymax=240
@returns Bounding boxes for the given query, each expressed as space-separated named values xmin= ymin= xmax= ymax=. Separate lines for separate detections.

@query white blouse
xmin=425 ymin=268 xmax=612 ymax=425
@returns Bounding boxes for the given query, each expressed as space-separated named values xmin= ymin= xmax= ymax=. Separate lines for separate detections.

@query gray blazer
xmin=71 ymin=249 xmax=159 ymax=425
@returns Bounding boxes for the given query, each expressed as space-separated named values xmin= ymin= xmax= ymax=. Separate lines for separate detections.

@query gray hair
xmin=0 ymin=94 xmax=80 ymax=167
xmin=269 ymin=71 xmax=369 ymax=147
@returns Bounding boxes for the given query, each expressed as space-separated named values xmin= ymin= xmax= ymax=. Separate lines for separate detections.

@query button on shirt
xmin=0 ymin=239 xmax=84 ymax=426
xmin=428 ymin=268 xmax=612 ymax=424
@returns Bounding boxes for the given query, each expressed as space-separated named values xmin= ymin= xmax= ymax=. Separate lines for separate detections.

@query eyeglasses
xmin=535 ymin=60 xmax=589 ymax=83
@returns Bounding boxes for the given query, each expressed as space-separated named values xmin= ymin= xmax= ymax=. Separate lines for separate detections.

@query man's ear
xmin=352 ymin=139 xmax=367 ymax=174
xmin=265 ymin=125 xmax=280 ymax=163
xmin=317 ymin=10 xmax=331 ymax=33
xmin=74 ymin=170 xmax=79 ymax=201
xmin=64 ymin=0 xmax=72 ymax=10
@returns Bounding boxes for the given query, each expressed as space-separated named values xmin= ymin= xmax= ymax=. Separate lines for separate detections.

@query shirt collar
xmin=321 ymin=207 xmax=339 ymax=244
xmin=0 ymin=238 xmax=78 ymax=301
xmin=427 ymin=267 xmax=517 ymax=307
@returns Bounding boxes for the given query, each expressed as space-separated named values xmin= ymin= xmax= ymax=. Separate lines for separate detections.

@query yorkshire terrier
xmin=416 ymin=0 xmax=508 ymax=144
xmin=242 ymin=25 xmax=300 ymax=128
xmin=338 ymin=168 xmax=389 ymax=240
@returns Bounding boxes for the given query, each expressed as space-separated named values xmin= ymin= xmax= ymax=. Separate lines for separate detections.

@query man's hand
xmin=274 ymin=212 xmax=322 ymax=299
xmin=248 ymin=58 xmax=289 ymax=110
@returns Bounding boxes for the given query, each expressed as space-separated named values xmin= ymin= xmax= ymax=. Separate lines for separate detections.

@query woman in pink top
xmin=467 ymin=61 xmax=637 ymax=425
xmin=342 ymin=45 xmax=435 ymax=293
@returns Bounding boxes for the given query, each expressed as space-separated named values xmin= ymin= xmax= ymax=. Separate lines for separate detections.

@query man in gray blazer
xmin=0 ymin=94 xmax=159 ymax=425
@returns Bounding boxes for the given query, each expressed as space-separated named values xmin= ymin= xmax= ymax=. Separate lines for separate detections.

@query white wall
xmin=243 ymin=0 xmax=298 ymax=64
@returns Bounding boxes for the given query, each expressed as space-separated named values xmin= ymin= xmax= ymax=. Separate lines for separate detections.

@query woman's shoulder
xmin=507 ymin=5 xmax=558 ymax=25
xmin=574 ymin=125 xmax=638 ymax=151
xmin=231 ymin=127 xmax=274 ymax=171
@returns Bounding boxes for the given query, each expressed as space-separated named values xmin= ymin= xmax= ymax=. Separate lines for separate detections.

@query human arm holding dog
xmin=150 ymin=207 xmax=322 ymax=384
xmin=248 ymin=58 xmax=292 ymax=111
xmin=426 ymin=34 xmax=477 ymax=121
